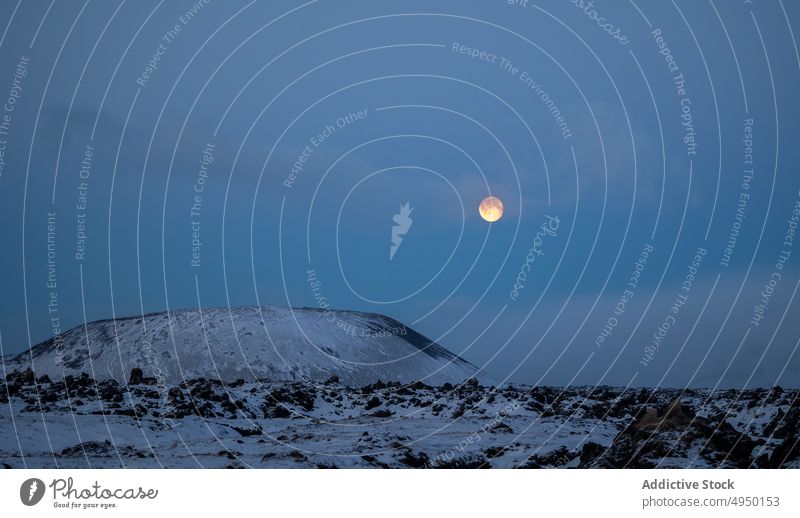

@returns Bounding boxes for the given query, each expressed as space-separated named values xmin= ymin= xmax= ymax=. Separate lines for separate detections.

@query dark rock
xmin=704 ymin=419 xmax=756 ymax=466
xmin=753 ymin=453 xmax=771 ymax=468
xmin=221 ymin=400 xmax=238 ymax=414
xmin=520 ymin=446 xmax=578 ymax=468
xmin=60 ymin=440 xmax=113 ymax=458
xmin=129 ymin=368 xmax=143 ymax=385
xmin=364 ymin=396 xmax=382 ymax=410
xmin=483 ymin=446 xmax=507 ymax=459
xmin=263 ymin=384 xmax=316 ymax=412
xmin=763 ymin=408 xmax=785 ymax=437
xmin=40 ymin=388 xmax=63 ymax=403
xmin=770 ymin=434 xmax=800 ymax=467
xmin=64 ymin=373 xmax=94 ymax=392
xmin=451 ymin=404 xmax=467 ymax=419
xmin=370 ymin=409 xmax=394 ymax=418
xmin=9 ymin=368 xmax=35 ymax=385
xmin=217 ymin=450 xmax=238 ymax=460
xmin=524 ymin=401 xmax=544 ymax=413
xmin=579 ymin=442 xmax=607 ymax=467
xmin=231 ymin=425 xmax=262 ymax=437
xmin=5 ymin=368 xmax=35 ymax=395
xmin=774 ymin=407 xmax=800 ymax=439
xmin=189 ymin=380 xmax=228 ymax=402
xmin=98 ymin=381 xmax=124 ymax=403
xmin=265 ymin=405 xmax=291 ymax=418
xmin=490 ymin=422 xmax=514 ymax=434
xmin=398 ymin=450 xmax=429 ymax=468
xmin=288 ymin=450 xmax=306 ymax=461
xmin=360 ymin=380 xmax=386 ymax=394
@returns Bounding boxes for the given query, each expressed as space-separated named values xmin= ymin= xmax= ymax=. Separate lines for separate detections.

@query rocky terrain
xmin=1 ymin=367 xmax=798 ymax=468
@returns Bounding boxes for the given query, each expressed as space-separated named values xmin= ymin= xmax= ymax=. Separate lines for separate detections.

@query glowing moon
xmin=479 ymin=196 xmax=504 ymax=222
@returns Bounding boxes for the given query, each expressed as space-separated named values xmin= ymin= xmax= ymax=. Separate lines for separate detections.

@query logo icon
xmin=20 ymin=478 xmax=45 ymax=506
xmin=390 ymin=202 xmax=413 ymax=260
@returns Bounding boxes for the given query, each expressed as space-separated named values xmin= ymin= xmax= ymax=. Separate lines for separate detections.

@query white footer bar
xmin=2 ymin=469 xmax=798 ymax=517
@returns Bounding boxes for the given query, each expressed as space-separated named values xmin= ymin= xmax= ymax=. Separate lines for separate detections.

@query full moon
xmin=479 ymin=196 xmax=504 ymax=222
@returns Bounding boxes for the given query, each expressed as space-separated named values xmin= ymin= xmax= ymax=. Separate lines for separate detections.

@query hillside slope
xmin=6 ymin=306 xmax=487 ymax=386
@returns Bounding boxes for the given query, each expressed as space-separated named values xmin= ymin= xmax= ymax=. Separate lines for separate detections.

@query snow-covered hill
xmin=5 ymin=306 xmax=487 ymax=387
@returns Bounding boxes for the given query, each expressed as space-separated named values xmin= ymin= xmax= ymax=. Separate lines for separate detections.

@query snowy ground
xmin=1 ymin=370 xmax=798 ymax=468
